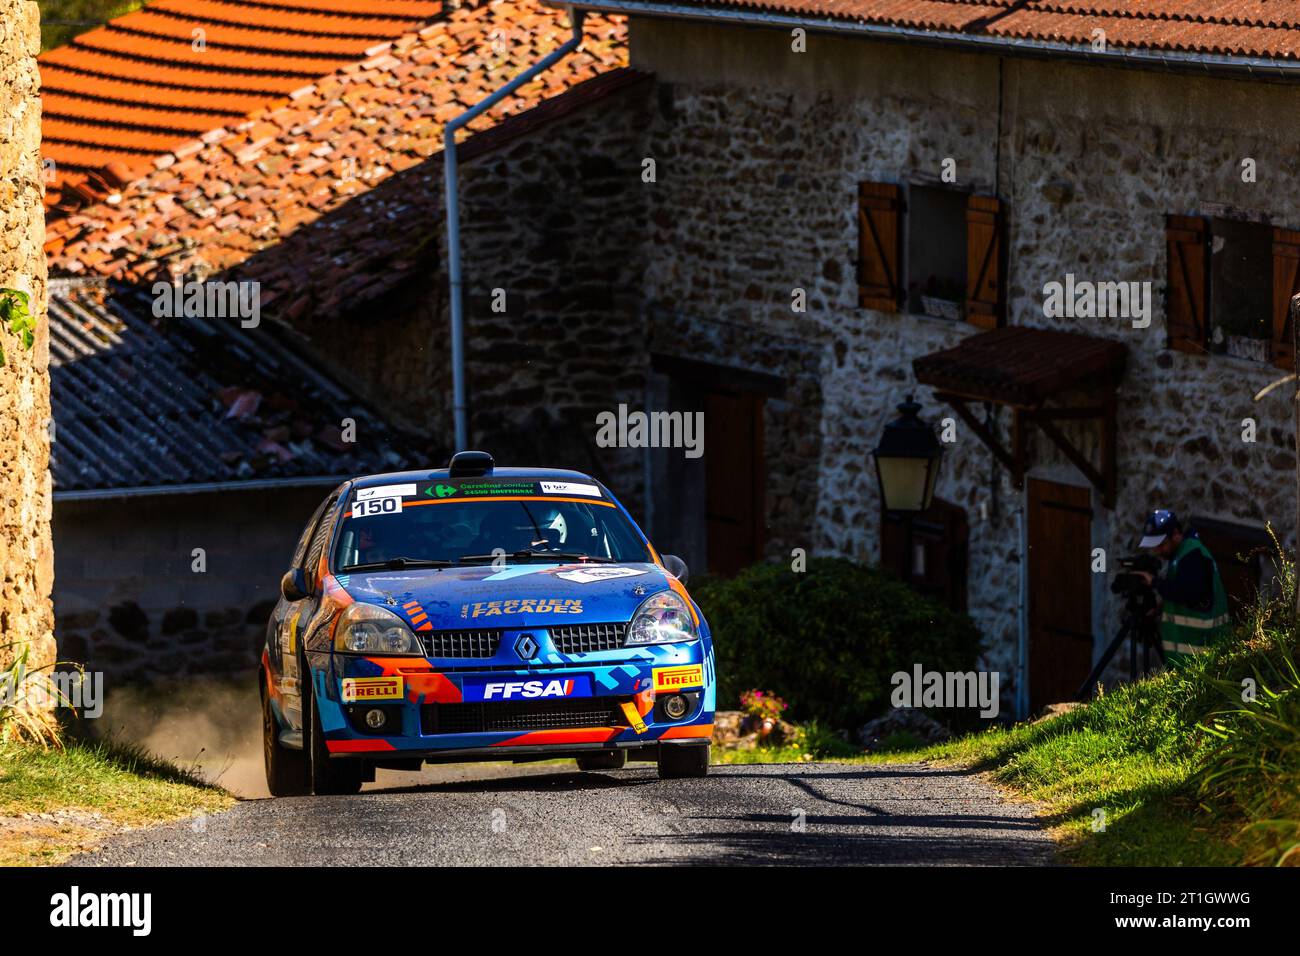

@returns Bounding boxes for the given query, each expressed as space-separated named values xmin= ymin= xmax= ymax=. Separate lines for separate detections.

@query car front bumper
xmin=308 ymin=643 xmax=716 ymax=759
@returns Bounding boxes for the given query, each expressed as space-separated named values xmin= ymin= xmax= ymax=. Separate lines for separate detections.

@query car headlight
xmin=334 ymin=603 xmax=422 ymax=655
xmin=627 ymin=590 xmax=698 ymax=645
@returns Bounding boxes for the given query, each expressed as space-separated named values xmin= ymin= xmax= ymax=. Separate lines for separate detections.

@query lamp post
xmin=873 ymin=395 xmax=944 ymax=582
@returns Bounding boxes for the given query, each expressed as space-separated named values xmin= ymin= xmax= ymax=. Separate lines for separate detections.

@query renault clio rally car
xmin=261 ymin=451 xmax=715 ymax=795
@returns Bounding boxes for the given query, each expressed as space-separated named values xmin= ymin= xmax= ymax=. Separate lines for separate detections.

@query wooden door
xmin=881 ymin=498 xmax=969 ymax=612
xmin=704 ymin=390 xmax=765 ymax=576
xmin=1027 ymin=479 xmax=1094 ymax=710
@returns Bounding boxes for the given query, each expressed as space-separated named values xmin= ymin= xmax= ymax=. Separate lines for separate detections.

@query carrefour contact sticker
xmin=424 ymin=480 xmax=605 ymax=499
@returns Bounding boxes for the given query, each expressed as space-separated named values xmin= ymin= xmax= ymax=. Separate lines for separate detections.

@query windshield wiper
xmin=455 ymin=550 xmax=616 ymax=564
xmin=338 ymin=557 xmax=456 ymax=572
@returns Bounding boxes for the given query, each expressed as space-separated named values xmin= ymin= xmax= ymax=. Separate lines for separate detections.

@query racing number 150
xmin=354 ymin=497 xmax=400 ymax=517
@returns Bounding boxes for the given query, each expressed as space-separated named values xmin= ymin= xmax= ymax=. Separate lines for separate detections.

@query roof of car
xmin=350 ymin=466 xmax=602 ymax=489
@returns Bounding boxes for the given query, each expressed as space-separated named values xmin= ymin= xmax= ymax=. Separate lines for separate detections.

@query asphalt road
xmin=70 ymin=762 xmax=1055 ymax=866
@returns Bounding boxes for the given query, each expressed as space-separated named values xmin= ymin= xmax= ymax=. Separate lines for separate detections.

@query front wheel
xmin=308 ymin=685 xmax=364 ymax=796
xmin=262 ymin=675 xmax=309 ymax=797
xmin=657 ymin=744 xmax=710 ymax=779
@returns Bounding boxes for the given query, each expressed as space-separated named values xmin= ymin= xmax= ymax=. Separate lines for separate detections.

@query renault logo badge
xmin=514 ymin=634 xmax=538 ymax=660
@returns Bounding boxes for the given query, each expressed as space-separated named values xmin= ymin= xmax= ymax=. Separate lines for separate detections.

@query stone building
xmin=1 ymin=0 xmax=53 ymax=674
xmin=536 ymin=0 xmax=1300 ymax=714
xmin=48 ymin=0 xmax=1300 ymax=713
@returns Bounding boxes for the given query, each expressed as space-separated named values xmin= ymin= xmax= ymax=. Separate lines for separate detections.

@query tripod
xmin=1074 ymin=600 xmax=1164 ymax=701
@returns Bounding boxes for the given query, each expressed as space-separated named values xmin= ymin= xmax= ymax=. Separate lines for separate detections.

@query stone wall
xmin=53 ymin=486 xmax=329 ymax=683
xmin=455 ymin=79 xmax=657 ymax=512
xmin=283 ymin=78 xmax=657 ymax=516
xmin=630 ymin=20 xmax=1299 ymax=704
xmin=0 ymin=0 xmax=53 ymax=671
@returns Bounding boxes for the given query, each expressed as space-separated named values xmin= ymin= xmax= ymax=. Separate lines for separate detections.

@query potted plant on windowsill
xmin=915 ymin=276 xmax=965 ymax=322
xmin=1215 ymin=311 xmax=1270 ymax=363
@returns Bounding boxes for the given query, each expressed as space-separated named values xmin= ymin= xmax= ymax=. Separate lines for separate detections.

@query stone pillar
xmin=0 ymin=0 xmax=54 ymax=671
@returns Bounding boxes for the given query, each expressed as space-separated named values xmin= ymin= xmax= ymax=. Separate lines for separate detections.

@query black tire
xmin=657 ymin=743 xmax=710 ymax=779
xmin=262 ymin=674 xmax=310 ymax=797
xmin=308 ymin=682 xmax=365 ymax=796
xmin=576 ymin=750 xmax=627 ymax=771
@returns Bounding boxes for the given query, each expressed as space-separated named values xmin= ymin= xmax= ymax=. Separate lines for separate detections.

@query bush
xmin=691 ymin=557 xmax=983 ymax=731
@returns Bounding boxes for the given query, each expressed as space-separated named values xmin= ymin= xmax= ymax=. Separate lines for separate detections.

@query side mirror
xmin=662 ymin=553 xmax=689 ymax=584
xmin=281 ymin=567 xmax=310 ymax=602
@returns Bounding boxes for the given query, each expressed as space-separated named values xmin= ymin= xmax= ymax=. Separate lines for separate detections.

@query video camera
xmin=1076 ymin=552 xmax=1166 ymax=700
xmin=1110 ymin=553 xmax=1162 ymax=615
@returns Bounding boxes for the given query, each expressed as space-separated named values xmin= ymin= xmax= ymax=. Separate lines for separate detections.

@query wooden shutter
xmin=857 ymin=182 xmax=902 ymax=312
xmin=965 ymin=195 xmax=1004 ymax=329
xmin=1166 ymin=215 xmax=1209 ymax=354
xmin=1271 ymin=228 xmax=1300 ymax=370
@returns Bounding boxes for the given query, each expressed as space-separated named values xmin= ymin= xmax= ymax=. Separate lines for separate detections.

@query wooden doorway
xmin=1027 ymin=478 xmax=1094 ymax=710
xmin=704 ymin=389 xmax=765 ymax=576
xmin=881 ymin=498 xmax=969 ymax=612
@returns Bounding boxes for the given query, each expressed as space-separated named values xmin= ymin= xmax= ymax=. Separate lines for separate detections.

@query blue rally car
xmin=261 ymin=451 xmax=715 ymax=795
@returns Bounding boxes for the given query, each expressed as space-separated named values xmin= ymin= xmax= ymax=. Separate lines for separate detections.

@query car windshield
xmin=332 ymin=493 xmax=652 ymax=570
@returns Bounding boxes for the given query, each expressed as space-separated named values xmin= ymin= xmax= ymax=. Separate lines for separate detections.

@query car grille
xmin=420 ymin=629 xmax=502 ymax=659
xmin=421 ymin=698 xmax=623 ymax=735
xmin=548 ymin=622 xmax=628 ymax=653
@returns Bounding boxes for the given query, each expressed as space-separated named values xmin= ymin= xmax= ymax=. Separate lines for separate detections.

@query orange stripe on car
xmin=345 ymin=495 xmax=617 ymax=518
xmin=491 ymin=728 xmax=621 ymax=746
xmin=660 ymin=724 xmax=713 ymax=740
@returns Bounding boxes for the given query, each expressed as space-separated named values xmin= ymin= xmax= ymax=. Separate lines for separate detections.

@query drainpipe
xmin=1016 ymin=505 xmax=1028 ymax=721
xmin=443 ymin=8 xmax=587 ymax=450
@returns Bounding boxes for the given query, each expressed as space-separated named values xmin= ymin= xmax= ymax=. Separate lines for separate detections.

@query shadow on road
xmin=366 ymin=768 xmax=660 ymax=797
xmin=632 ymin=825 xmax=1055 ymax=866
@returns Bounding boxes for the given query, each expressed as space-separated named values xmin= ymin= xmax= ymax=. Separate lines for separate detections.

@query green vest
xmin=1159 ymin=536 xmax=1230 ymax=666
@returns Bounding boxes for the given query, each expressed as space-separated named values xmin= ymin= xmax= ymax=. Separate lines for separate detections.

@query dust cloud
xmin=93 ymin=678 xmax=269 ymax=798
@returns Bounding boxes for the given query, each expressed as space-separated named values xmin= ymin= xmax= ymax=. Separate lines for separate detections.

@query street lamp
xmin=873 ymin=395 xmax=943 ymax=514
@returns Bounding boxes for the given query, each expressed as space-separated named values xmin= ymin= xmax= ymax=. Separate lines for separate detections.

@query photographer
xmin=1135 ymin=509 xmax=1230 ymax=666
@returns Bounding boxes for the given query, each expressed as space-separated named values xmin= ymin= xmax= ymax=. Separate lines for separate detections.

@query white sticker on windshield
xmin=353 ymin=497 xmax=402 ymax=518
xmin=539 ymin=481 xmax=602 ymax=497
xmin=356 ymin=483 xmax=417 ymax=500
xmin=556 ymin=566 xmax=646 ymax=584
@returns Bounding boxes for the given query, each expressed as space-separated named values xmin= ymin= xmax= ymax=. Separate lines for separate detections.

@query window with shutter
xmin=1271 ymin=227 xmax=1300 ymax=370
xmin=965 ymin=195 xmax=1004 ymax=330
xmin=857 ymin=182 xmax=902 ymax=312
xmin=1166 ymin=215 xmax=1210 ymax=354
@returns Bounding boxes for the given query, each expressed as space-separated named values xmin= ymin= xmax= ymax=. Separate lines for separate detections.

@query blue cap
xmin=1140 ymin=509 xmax=1180 ymax=549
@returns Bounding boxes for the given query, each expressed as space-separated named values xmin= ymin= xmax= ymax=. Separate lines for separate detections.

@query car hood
xmin=334 ymin=562 xmax=675 ymax=630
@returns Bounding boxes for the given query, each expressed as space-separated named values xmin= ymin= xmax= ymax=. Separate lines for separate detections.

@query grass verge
xmin=0 ymin=737 xmax=234 ymax=866
xmin=715 ymin=579 xmax=1300 ymax=866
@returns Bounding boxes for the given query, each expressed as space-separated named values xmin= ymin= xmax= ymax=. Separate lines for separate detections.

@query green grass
xmin=38 ymin=0 xmax=145 ymax=51
xmin=870 ymin=695 xmax=1239 ymax=865
xmin=715 ymin=579 xmax=1300 ymax=866
xmin=0 ymin=736 xmax=233 ymax=865
xmin=713 ymin=719 xmax=871 ymax=765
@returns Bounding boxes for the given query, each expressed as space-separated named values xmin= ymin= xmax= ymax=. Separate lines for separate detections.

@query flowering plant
xmin=739 ymin=689 xmax=787 ymax=724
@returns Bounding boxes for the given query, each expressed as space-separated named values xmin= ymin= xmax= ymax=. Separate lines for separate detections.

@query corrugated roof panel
xmin=48 ymin=279 xmax=416 ymax=491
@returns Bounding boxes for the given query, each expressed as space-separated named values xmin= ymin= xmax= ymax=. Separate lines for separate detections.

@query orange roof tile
xmin=571 ymin=0 xmax=1300 ymax=61
xmin=48 ymin=1 xmax=631 ymax=319
xmin=40 ymin=0 xmax=447 ymax=218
